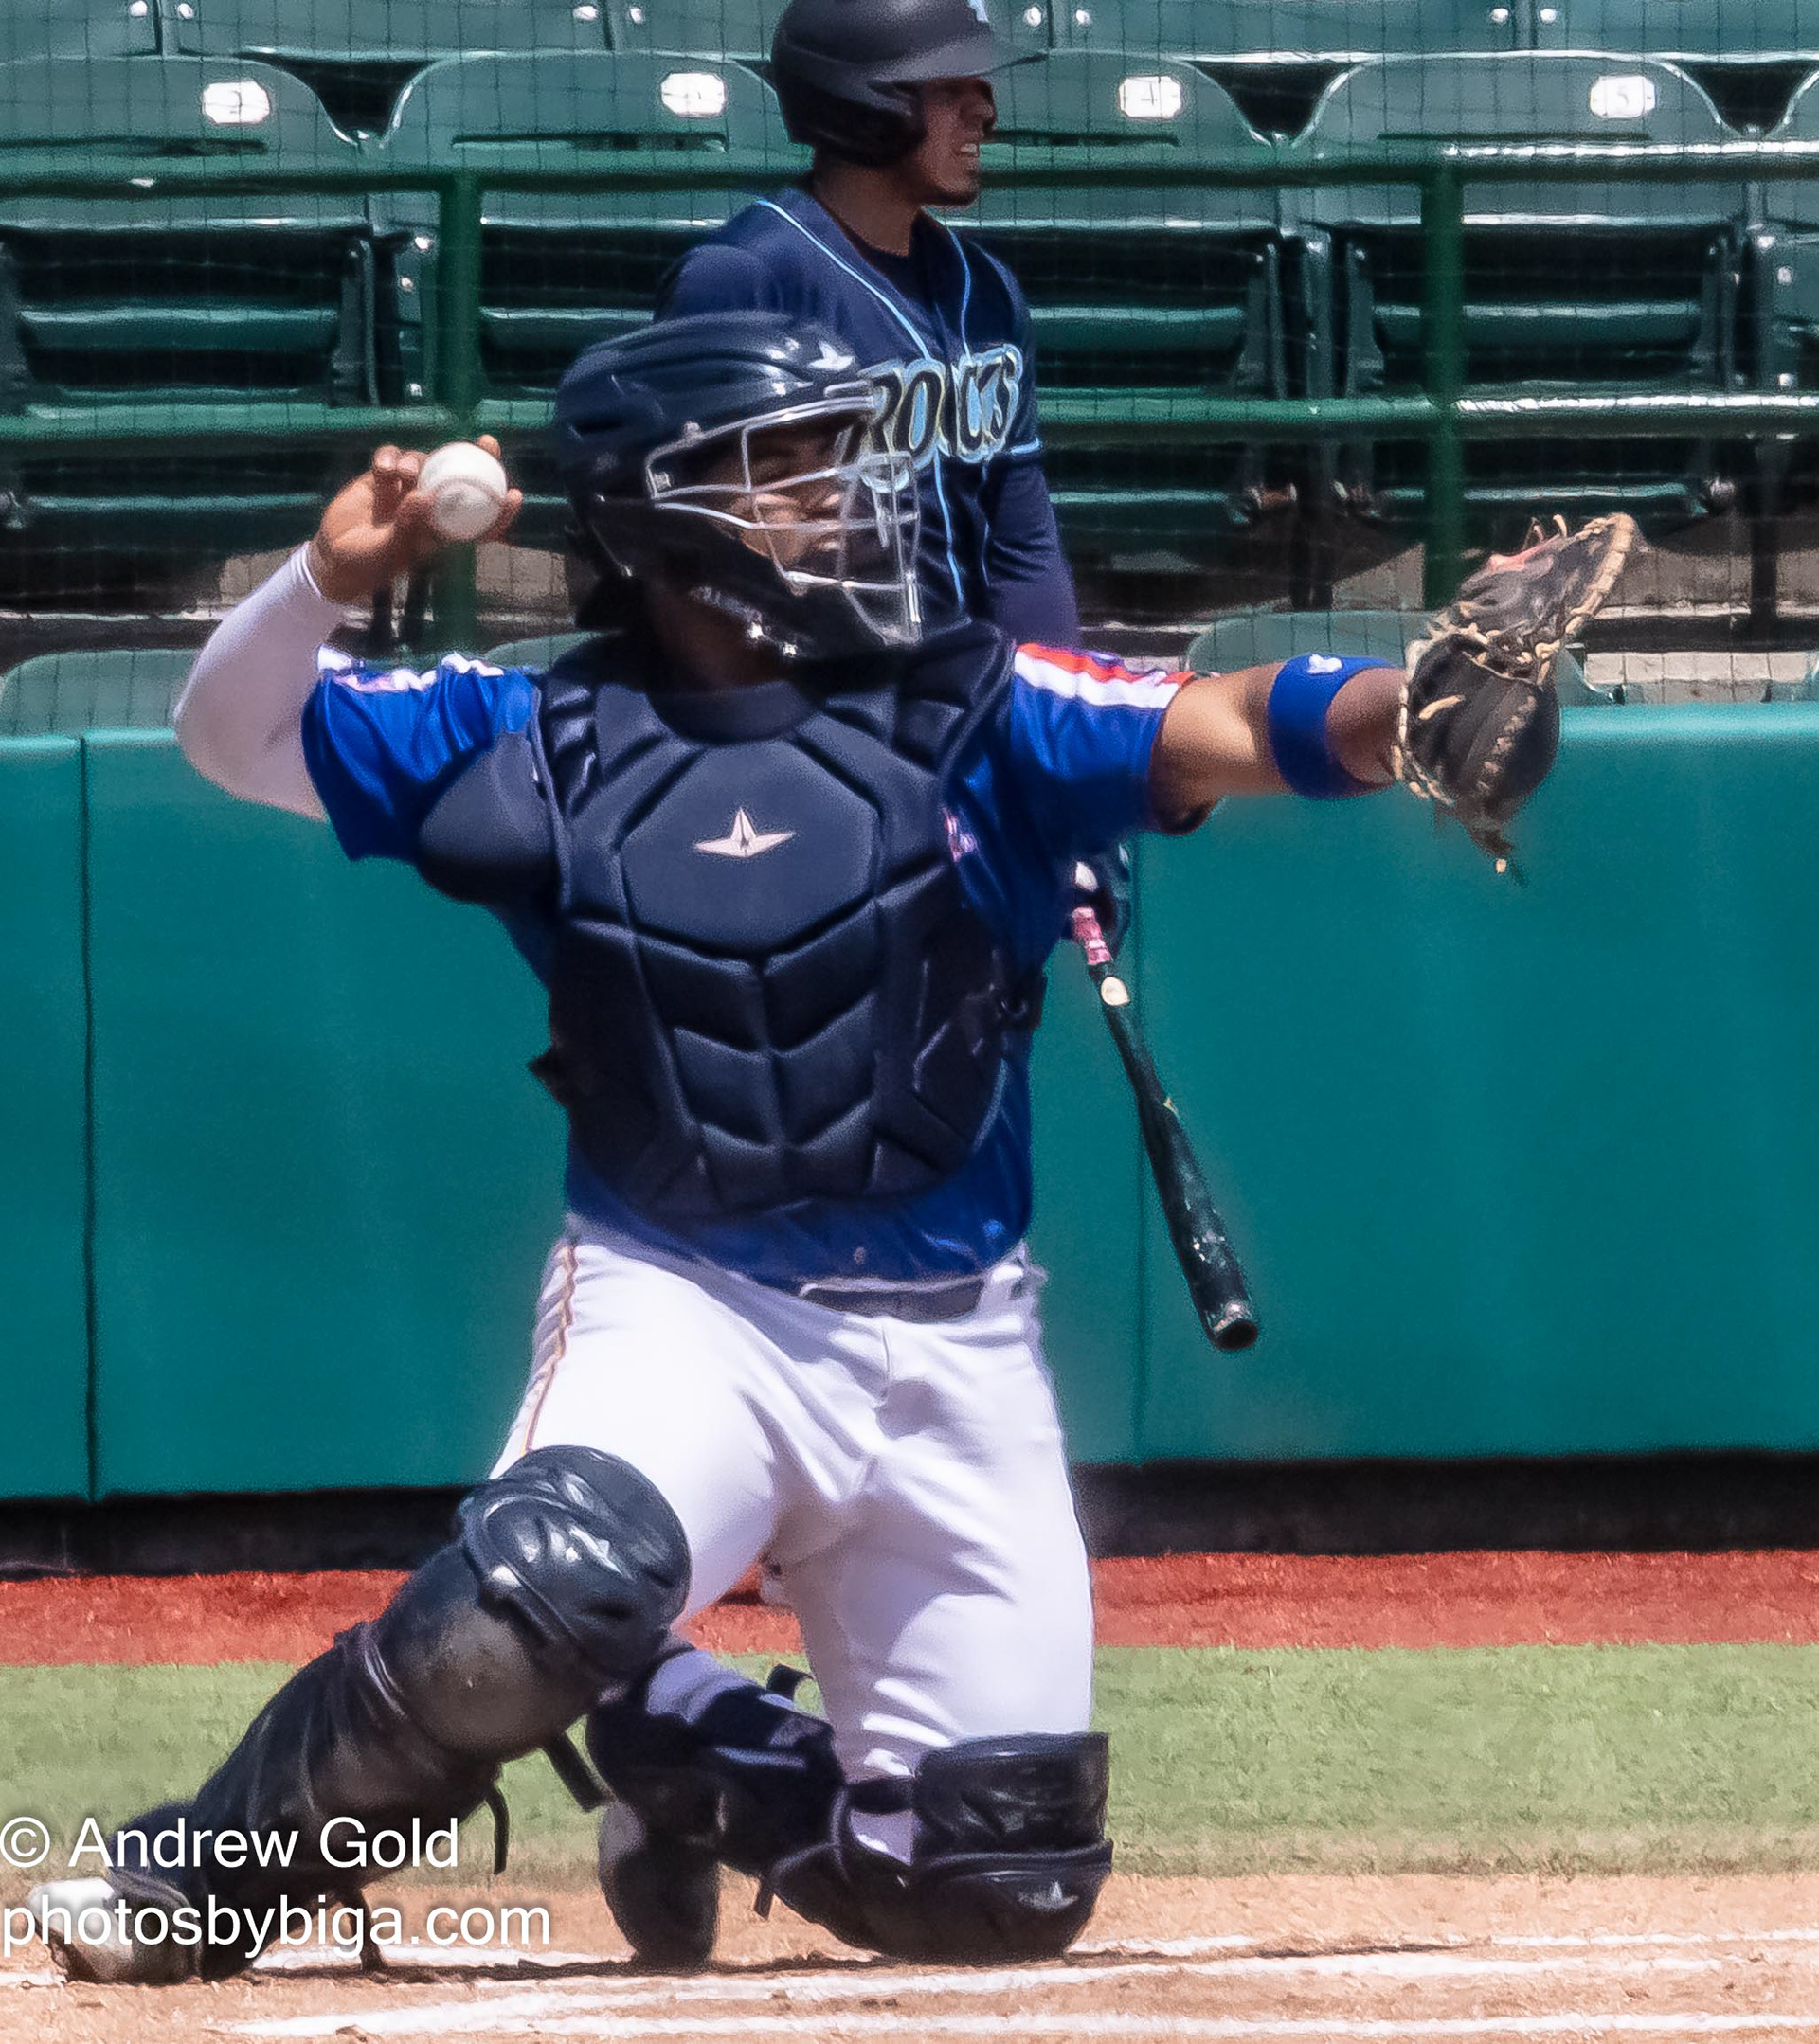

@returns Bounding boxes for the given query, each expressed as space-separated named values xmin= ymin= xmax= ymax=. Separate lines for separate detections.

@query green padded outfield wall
xmin=36 ymin=706 xmax=1819 ymax=1494
xmin=83 ymin=735 xmax=566 ymax=1497
xmin=1027 ymin=959 xmax=1145 ymax=1462
xmin=1134 ymin=705 xmax=1819 ymax=1461
xmin=0 ymin=740 xmax=89 ymax=1500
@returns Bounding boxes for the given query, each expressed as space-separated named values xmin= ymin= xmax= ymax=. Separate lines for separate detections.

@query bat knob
xmin=1206 ymin=1303 xmax=1260 ymax=1354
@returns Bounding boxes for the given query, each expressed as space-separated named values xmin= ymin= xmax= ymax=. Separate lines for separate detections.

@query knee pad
xmin=459 ymin=1444 xmax=691 ymax=1686
xmin=586 ymin=1656 xmax=842 ymax=1877
xmin=769 ymin=1732 xmax=1112 ymax=1963
xmin=381 ymin=1445 xmax=692 ymax=1752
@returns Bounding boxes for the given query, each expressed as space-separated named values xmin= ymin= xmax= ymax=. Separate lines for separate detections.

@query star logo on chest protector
xmin=693 ymin=808 xmax=796 ymax=859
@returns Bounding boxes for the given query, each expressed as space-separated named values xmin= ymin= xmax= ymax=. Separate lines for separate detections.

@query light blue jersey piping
xmin=756 ymin=195 xmax=969 ymax=609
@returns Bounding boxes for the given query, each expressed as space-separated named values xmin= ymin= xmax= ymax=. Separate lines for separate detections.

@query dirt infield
xmin=10 ymin=1873 xmax=1819 ymax=2043
xmin=7 ymin=1549 xmax=1819 ymax=1663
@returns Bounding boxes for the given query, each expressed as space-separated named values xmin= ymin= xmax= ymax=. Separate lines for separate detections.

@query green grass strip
xmin=4 ymin=1644 xmax=1819 ymax=1892
xmin=1101 ymin=1643 xmax=1819 ymax=1875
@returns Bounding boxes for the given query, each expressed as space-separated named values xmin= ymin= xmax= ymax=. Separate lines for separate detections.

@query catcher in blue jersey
xmin=30 ymin=313 xmax=1627 ymax=1984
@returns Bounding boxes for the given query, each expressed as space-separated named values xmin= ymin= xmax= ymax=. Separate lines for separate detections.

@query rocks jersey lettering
xmin=869 ymin=341 xmax=1025 ymax=471
xmin=657 ymin=186 xmax=1044 ymax=622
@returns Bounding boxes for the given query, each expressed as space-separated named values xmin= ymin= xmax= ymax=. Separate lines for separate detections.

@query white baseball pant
xmin=493 ymin=1223 xmax=1095 ymax=1784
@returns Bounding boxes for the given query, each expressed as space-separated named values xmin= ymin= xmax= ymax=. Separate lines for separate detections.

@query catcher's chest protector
xmin=531 ymin=625 xmax=1029 ymax=1223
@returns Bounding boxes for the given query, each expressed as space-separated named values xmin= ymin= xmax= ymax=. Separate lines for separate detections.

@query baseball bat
xmin=1071 ymin=901 xmax=1259 ymax=1354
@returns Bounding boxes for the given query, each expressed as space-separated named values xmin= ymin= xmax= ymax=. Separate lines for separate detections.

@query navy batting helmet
xmin=552 ymin=311 xmax=921 ymax=661
xmin=770 ymin=0 xmax=1013 ymax=167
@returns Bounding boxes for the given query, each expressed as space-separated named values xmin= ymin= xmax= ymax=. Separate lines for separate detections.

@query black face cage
xmin=642 ymin=396 xmax=924 ymax=652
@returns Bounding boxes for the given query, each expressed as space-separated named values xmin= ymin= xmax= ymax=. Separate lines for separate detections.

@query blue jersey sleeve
xmin=982 ymin=460 xmax=1079 ymax=646
xmin=971 ymin=278 xmax=1077 ymax=640
xmin=656 ymin=241 xmax=784 ymax=319
xmin=997 ymin=643 xmax=1194 ymax=861
xmin=299 ymin=651 xmax=537 ymax=864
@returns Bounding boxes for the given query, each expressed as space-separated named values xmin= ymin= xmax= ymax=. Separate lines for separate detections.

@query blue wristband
xmin=1266 ymin=653 xmax=1396 ymax=800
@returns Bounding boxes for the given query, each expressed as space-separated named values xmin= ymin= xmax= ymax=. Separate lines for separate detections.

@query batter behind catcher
xmin=32 ymin=313 xmax=1629 ymax=1983
xmin=658 ymin=0 xmax=1079 ymax=646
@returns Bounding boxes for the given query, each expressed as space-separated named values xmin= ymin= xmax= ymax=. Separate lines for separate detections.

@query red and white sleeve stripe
xmin=1012 ymin=642 xmax=1195 ymax=710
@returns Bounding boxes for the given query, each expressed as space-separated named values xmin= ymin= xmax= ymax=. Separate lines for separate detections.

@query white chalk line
xmin=216 ymin=2013 xmax=1819 ymax=2040
xmin=255 ymin=1944 xmax=603 ymax=1974
xmin=1076 ymin=1934 xmax=1261 ymax=1956
xmin=236 ymin=1927 xmax=1819 ymax=1982
xmin=227 ymin=1987 xmax=630 ymax=2039
xmin=1085 ymin=1932 xmax=1819 ymax=1961
xmin=1500 ymin=1932 xmax=1819 ymax=1951
xmin=218 ymin=1949 xmax=1813 ymax=2041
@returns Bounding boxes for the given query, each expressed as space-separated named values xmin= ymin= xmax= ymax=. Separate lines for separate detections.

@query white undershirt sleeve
xmin=172 ymin=546 xmax=359 ymax=819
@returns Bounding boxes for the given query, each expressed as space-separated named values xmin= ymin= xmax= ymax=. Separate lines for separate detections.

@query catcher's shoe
xmin=587 ymin=1655 xmax=842 ymax=1972
xmin=28 ymin=1875 xmax=195 ymax=1985
xmin=596 ymin=1781 xmax=721 ymax=1972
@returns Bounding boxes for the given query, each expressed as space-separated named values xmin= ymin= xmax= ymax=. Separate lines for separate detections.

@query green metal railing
xmin=9 ymin=138 xmax=1819 ymax=631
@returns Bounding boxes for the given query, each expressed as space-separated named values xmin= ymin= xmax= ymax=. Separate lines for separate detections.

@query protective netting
xmin=2 ymin=0 xmax=1819 ymax=717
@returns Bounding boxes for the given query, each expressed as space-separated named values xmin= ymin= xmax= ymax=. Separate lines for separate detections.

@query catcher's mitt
xmin=1397 ymin=511 xmax=1637 ymax=872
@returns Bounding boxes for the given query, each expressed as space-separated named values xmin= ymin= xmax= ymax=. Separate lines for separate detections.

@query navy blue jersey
xmin=658 ymin=185 xmax=1078 ymax=644
xmin=300 ymin=637 xmax=1190 ymax=1287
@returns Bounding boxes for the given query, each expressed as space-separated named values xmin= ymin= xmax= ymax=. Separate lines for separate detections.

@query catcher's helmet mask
xmin=554 ymin=313 xmax=923 ymax=663
xmin=642 ymin=399 xmax=921 ymax=651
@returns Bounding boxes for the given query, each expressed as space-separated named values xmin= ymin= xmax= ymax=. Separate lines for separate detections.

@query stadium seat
xmin=596 ymin=0 xmax=779 ymax=60
xmin=1744 ymin=77 xmax=1819 ymax=529
xmin=374 ymin=51 xmax=801 ymax=546
xmin=0 ymin=57 xmax=378 ymax=588
xmin=1183 ymin=608 xmax=1599 ymax=699
xmin=1288 ymin=55 xmax=1749 ymax=547
xmin=482 ymin=632 xmax=585 ymax=669
xmin=1054 ymin=0 xmax=1521 ymax=61
xmin=158 ymin=0 xmax=610 ymax=135
xmin=1534 ymin=4 xmax=1819 ymax=133
xmin=1758 ymin=75 xmax=1819 ymax=335
xmin=1533 ymin=0 xmax=1819 ymax=63
xmin=1047 ymin=4 xmax=1524 ymax=138
xmin=0 ymin=2 xmax=158 ymax=61
xmin=600 ymin=0 xmax=1047 ymax=62
xmin=971 ymin=54 xmax=1290 ymax=573
xmin=0 ymin=648 xmax=195 ymax=736
xmin=1187 ymin=608 xmax=1417 ymax=671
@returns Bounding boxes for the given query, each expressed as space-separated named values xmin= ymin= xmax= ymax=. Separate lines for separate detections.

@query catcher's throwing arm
xmin=1070 ymin=877 xmax=1258 ymax=1354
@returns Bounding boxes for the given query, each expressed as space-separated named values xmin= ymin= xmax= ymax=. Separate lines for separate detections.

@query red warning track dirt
xmin=6 ymin=1549 xmax=1819 ymax=1666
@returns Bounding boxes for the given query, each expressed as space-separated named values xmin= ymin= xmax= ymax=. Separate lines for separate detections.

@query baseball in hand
xmin=417 ymin=441 xmax=510 ymax=543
